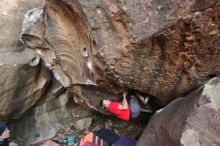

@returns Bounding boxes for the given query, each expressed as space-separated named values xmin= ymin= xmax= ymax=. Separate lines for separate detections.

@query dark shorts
xmin=130 ymin=96 xmax=141 ymax=119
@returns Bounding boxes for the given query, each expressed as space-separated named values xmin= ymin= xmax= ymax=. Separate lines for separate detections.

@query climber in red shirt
xmin=99 ymin=91 xmax=152 ymax=121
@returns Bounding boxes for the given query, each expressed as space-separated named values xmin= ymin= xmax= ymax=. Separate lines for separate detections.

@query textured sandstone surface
xmin=0 ymin=0 xmax=219 ymax=145
xmin=79 ymin=0 xmax=220 ymax=105
xmin=20 ymin=0 xmax=220 ymax=107
xmin=137 ymin=77 xmax=220 ymax=146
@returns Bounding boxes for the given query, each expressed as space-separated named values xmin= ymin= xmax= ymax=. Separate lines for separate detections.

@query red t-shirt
xmin=107 ymin=102 xmax=130 ymax=121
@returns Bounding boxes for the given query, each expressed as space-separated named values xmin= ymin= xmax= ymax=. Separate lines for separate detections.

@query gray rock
xmin=9 ymin=92 xmax=72 ymax=145
xmin=0 ymin=0 xmax=48 ymax=121
xmin=9 ymin=142 xmax=18 ymax=146
xmin=73 ymin=118 xmax=93 ymax=131
xmin=137 ymin=77 xmax=220 ymax=146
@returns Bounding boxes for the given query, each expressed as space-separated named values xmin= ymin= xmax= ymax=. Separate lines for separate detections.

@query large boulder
xmin=79 ymin=0 xmax=220 ymax=104
xmin=0 ymin=0 xmax=219 ymax=144
xmin=137 ymin=77 xmax=220 ymax=146
xmin=0 ymin=0 xmax=50 ymax=121
xmin=20 ymin=0 xmax=220 ymax=107
xmin=81 ymin=0 xmax=220 ymax=104
xmin=9 ymin=91 xmax=73 ymax=145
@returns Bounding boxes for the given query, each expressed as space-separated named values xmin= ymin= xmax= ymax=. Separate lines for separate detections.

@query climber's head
xmin=99 ymin=99 xmax=111 ymax=108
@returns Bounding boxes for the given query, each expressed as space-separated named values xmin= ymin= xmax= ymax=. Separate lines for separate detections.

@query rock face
xmin=0 ymin=0 xmax=219 ymax=145
xmin=137 ymin=77 xmax=220 ymax=146
xmin=0 ymin=0 xmax=50 ymax=121
xmin=20 ymin=0 xmax=220 ymax=107
xmin=9 ymin=91 xmax=73 ymax=145
xmin=79 ymin=0 xmax=220 ymax=105
xmin=20 ymin=0 xmax=94 ymax=88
